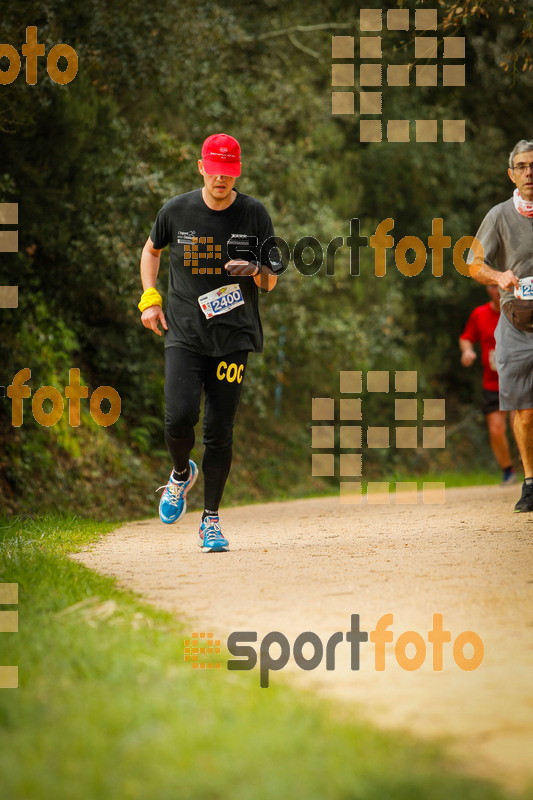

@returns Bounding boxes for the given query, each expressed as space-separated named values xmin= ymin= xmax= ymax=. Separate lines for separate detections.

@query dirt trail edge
xmin=74 ymin=485 xmax=533 ymax=790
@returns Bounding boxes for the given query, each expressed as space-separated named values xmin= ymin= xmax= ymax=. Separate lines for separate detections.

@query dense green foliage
xmin=1 ymin=0 xmax=532 ymax=516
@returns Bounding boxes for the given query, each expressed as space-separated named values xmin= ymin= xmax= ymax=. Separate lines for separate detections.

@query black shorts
xmin=481 ymin=389 xmax=500 ymax=416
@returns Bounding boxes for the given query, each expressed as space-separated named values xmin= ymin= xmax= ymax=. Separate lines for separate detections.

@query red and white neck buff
xmin=512 ymin=188 xmax=533 ymax=218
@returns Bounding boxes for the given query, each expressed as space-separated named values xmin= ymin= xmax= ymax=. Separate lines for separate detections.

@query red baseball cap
xmin=201 ymin=133 xmax=241 ymax=177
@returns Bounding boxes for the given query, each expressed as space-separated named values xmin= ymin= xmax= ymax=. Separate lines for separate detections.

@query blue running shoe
xmin=198 ymin=515 xmax=229 ymax=552
xmin=157 ymin=460 xmax=198 ymax=524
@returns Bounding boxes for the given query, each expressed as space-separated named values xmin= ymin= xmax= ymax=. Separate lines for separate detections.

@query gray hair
xmin=509 ymin=139 xmax=533 ymax=169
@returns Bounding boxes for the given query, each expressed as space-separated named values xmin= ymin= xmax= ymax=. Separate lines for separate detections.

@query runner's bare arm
xmin=469 ymin=261 xmax=518 ymax=290
xmin=459 ymin=337 xmax=477 ymax=367
xmin=140 ymin=237 xmax=168 ymax=337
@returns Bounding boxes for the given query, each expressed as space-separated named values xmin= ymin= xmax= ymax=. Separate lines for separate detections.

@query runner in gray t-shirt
xmin=469 ymin=139 xmax=533 ymax=512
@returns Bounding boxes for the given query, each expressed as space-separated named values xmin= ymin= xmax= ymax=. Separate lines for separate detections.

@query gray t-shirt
xmin=470 ymin=198 xmax=533 ymax=306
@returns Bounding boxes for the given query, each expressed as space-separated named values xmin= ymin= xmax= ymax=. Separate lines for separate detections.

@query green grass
xmin=0 ymin=514 xmax=530 ymax=800
xmin=389 ymin=470 xmax=513 ymax=489
xmin=226 ymin=470 xmax=513 ymax=506
xmin=410 ymin=469 xmax=510 ymax=489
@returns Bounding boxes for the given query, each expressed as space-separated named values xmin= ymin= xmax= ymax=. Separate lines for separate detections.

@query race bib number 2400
xmin=514 ymin=276 xmax=533 ymax=299
xmin=198 ymin=284 xmax=245 ymax=319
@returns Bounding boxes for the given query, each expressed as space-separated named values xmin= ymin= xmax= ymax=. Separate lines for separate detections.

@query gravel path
xmin=74 ymin=484 xmax=533 ymax=790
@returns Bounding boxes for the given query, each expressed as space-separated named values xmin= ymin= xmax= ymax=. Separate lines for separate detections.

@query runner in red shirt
xmin=460 ymin=285 xmax=516 ymax=484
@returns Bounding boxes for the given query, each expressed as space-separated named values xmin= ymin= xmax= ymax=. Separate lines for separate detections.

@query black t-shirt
xmin=150 ymin=189 xmax=281 ymax=355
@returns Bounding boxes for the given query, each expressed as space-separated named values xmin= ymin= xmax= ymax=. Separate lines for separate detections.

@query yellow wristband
xmin=138 ymin=288 xmax=162 ymax=312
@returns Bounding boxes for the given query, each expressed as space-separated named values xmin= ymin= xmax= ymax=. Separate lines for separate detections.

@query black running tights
xmin=164 ymin=347 xmax=248 ymax=512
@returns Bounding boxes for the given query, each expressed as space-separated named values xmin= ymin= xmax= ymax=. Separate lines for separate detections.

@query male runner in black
xmin=139 ymin=133 xmax=282 ymax=550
